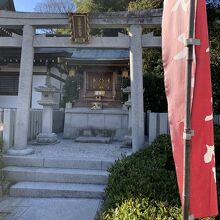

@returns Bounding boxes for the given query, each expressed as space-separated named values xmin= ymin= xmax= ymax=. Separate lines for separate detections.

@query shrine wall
xmin=0 ymin=65 xmax=63 ymax=109
xmin=0 ymin=95 xmax=17 ymax=108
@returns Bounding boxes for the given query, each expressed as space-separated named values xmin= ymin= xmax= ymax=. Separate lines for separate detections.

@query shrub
xmin=143 ymin=73 xmax=167 ymax=112
xmin=101 ymin=198 xmax=182 ymax=220
xmin=99 ymin=135 xmax=182 ymax=219
xmin=62 ymin=73 xmax=83 ymax=107
xmin=99 ymin=134 xmax=219 ymax=220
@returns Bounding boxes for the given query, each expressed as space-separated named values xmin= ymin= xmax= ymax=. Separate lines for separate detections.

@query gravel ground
xmin=27 ymin=138 xmax=131 ymax=160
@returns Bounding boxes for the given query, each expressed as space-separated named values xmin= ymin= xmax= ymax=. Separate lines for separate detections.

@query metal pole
xmin=183 ymin=0 xmax=196 ymax=219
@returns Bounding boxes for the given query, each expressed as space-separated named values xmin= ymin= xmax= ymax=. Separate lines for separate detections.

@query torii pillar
xmin=7 ymin=25 xmax=34 ymax=155
xmin=129 ymin=24 xmax=145 ymax=152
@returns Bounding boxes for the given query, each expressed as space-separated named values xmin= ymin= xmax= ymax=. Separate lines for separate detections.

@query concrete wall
xmin=0 ymin=96 xmax=17 ymax=108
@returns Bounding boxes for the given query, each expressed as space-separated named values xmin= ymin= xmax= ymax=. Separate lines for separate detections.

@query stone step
xmin=3 ymin=155 xmax=114 ymax=171
xmin=3 ymin=166 xmax=108 ymax=185
xmin=10 ymin=182 xmax=106 ymax=199
xmin=75 ymin=136 xmax=111 ymax=144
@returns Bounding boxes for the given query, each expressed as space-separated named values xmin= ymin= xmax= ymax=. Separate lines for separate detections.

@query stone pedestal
xmin=63 ymin=108 xmax=129 ymax=141
xmin=35 ymin=76 xmax=60 ymax=145
xmin=123 ymin=87 xmax=132 ymax=130
xmin=42 ymin=106 xmax=53 ymax=134
xmin=36 ymin=133 xmax=58 ymax=144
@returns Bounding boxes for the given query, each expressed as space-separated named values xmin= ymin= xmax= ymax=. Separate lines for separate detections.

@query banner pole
xmin=183 ymin=0 xmax=196 ymax=219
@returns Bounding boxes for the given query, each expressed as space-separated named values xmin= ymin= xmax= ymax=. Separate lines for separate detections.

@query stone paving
xmin=0 ymin=197 xmax=101 ymax=220
xmin=0 ymin=139 xmax=131 ymax=220
xmin=28 ymin=138 xmax=131 ymax=160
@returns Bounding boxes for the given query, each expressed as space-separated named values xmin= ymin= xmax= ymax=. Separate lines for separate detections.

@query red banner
xmin=162 ymin=0 xmax=218 ymax=218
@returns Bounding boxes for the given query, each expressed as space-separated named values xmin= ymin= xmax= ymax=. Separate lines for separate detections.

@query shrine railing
xmin=146 ymin=112 xmax=169 ymax=145
xmin=147 ymin=112 xmax=220 ymax=144
xmin=0 ymin=108 xmax=64 ymax=152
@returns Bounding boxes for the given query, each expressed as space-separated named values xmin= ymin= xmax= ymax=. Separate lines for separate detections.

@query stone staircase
xmin=2 ymin=155 xmax=114 ymax=199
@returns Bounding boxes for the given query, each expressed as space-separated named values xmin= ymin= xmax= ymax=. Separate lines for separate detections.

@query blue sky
xmin=14 ymin=0 xmax=43 ymax=12
xmin=13 ymin=0 xmax=220 ymax=12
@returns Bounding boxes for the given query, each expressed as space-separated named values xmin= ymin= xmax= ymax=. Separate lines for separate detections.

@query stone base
xmin=75 ymin=136 xmax=111 ymax=144
xmin=121 ymin=135 xmax=132 ymax=148
xmin=64 ymin=108 xmax=129 ymax=141
xmin=7 ymin=148 xmax=34 ymax=156
xmin=36 ymin=133 xmax=58 ymax=145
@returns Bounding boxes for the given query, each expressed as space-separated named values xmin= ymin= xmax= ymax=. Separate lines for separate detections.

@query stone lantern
xmin=122 ymin=86 xmax=132 ymax=147
xmin=35 ymin=75 xmax=60 ymax=144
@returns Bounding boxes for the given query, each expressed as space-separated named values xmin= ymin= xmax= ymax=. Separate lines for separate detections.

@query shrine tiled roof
xmin=70 ymin=48 xmax=129 ymax=60
xmin=35 ymin=48 xmax=129 ymax=61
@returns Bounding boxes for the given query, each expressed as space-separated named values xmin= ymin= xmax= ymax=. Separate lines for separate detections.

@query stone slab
xmin=3 ymin=156 xmax=44 ymax=167
xmin=3 ymin=155 xmax=115 ymax=171
xmin=36 ymin=133 xmax=58 ymax=144
xmin=121 ymin=114 xmax=129 ymax=129
xmin=75 ymin=136 xmax=111 ymax=144
xmin=66 ymin=108 xmax=128 ymax=115
xmin=114 ymin=129 xmax=128 ymax=141
xmin=88 ymin=114 xmax=105 ymax=128
xmin=101 ymin=160 xmax=115 ymax=170
xmin=63 ymin=127 xmax=77 ymax=138
xmin=148 ymin=112 xmax=157 ymax=145
xmin=104 ymin=115 xmax=122 ymax=129
xmin=71 ymin=114 xmax=88 ymax=128
xmin=44 ymin=158 xmax=102 ymax=170
xmin=10 ymin=182 xmax=105 ymax=199
xmin=64 ymin=113 xmax=71 ymax=126
xmin=3 ymin=166 xmax=109 ymax=184
xmin=0 ymin=197 xmax=101 ymax=220
xmin=64 ymin=108 xmax=129 ymax=141
xmin=0 ymin=204 xmax=29 ymax=220
xmin=159 ymin=113 xmax=168 ymax=135
xmin=122 ymin=135 xmax=132 ymax=147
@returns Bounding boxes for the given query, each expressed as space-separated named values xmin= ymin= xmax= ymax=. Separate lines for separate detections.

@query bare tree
xmin=34 ymin=0 xmax=75 ymax=34
xmin=34 ymin=0 xmax=75 ymax=13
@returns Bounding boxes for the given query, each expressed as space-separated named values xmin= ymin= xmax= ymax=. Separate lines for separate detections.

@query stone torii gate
xmin=0 ymin=9 xmax=162 ymax=155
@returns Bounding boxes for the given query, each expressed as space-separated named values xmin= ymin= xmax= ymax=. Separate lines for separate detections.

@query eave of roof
xmin=0 ymin=0 xmax=15 ymax=11
xmin=35 ymin=48 xmax=129 ymax=61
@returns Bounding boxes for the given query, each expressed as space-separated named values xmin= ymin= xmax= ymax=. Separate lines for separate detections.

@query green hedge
xmin=99 ymin=132 xmax=220 ymax=220
xmin=99 ymin=135 xmax=182 ymax=219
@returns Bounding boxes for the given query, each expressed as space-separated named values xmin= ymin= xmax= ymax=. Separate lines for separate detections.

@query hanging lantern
xmin=122 ymin=69 xmax=129 ymax=78
xmin=69 ymin=67 xmax=76 ymax=77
